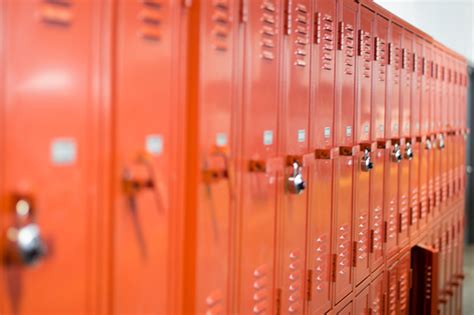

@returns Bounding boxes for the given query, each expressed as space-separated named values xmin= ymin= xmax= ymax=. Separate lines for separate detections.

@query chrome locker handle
xmin=360 ymin=148 xmax=374 ymax=172
xmin=287 ymin=161 xmax=306 ymax=194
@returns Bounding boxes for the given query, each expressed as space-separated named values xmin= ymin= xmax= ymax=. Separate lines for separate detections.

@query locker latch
xmin=287 ymin=160 xmax=306 ymax=194
xmin=425 ymin=138 xmax=432 ymax=150
xmin=391 ymin=143 xmax=402 ymax=163
xmin=360 ymin=148 xmax=373 ymax=172
xmin=404 ymin=142 xmax=414 ymax=160
xmin=437 ymin=133 xmax=445 ymax=149
xmin=4 ymin=195 xmax=46 ymax=266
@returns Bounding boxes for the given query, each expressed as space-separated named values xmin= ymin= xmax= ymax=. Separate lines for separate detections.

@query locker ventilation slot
xmin=39 ymin=0 xmax=73 ymax=26
xmin=212 ymin=0 xmax=230 ymax=51
xmin=139 ymin=0 xmax=162 ymax=41
xmin=321 ymin=13 xmax=334 ymax=70
xmin=260 ymin=0 xmax=277 ymax=61
xmin=292 ymin=1 xmax=309 ymax=67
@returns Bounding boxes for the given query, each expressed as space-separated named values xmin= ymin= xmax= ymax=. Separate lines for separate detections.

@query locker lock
xmin=5 ymin=198 xmax=46 ymax=266
xmin=438 ymin=134 xmax=445 ymax=150
xmin=425 ymin=138 xmax=432 ymax=150
xmin=391 ymin=143 xmax=402 ymax=163
xmin=360 ymin=148 xmax=373 ymax=172
xmin=404 ymin=142 xmax=414 ymax=160
xmin=287 ymin=161 xmax=306 ymax=194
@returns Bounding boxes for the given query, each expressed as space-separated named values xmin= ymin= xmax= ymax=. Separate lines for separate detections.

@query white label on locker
xmin=394 ymin=123 xmax=399 ymax=132
xmin=379 ymin=124 xmax=384 ymax=134
xmin=146 ymin=134 xmax=163 ymax=155
xmin=324 ymin=127 xmax=331 ymax=138
xmin=404 ymin=123 xmax=410 ymax=131
xmin=364 ymin=124 xmax=369 ymax=135
xmin=416 ymin=122 xmax=419 ymax=129
xmin=346 ymin=126 xmax=352 ymax=137
xmin=51 ymin=138 xmax=77 ymax=165
xmin=263 ymin=130 xmax=273 ymax=145
xmin=297 ymin=129 xmax=306 ymax=142
xmin=216 ymin=132 xmax=228 ymax=147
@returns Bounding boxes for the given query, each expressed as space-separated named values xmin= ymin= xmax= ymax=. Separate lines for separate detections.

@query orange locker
xmin=445 ymin=55 xmax=454 ymax=201
xmin=433 ymin=46 xmax=443 ymax=212
xmin=427 ymin=42 xmax=437 ymax=221
xmin=409 ymin=34 xmax=423 ymax=237
xmin=184 ymin=1 xmax=240 ymax=314
xmin=419 ymin=39 xmax=432 ymax=229
xmin=369 ymin=272 xmax=385 ymax=315
xmin=384 ymin=20 xmax=403 ymax=259
xmin=397 ymin=251 xmax=411 ymax=315
xmin=276 ymin=1 xmax=312 ymax=314
xmin=307 ymin=0 xmax=337 ymax=312
xmin=335 ymin=301 xmax=354 ymax=315
xmin=386 ymin=261 xmax=398 ymax=315
xmin=369 ymin=10 xmax=389 ymax=273
xmin=439 ymin=49 xmax=449 ymax=205
xmin=353 ymin=3 xmax=373 ymax=286
xmin=398 ymin=26 xmax=413 ymax=247
xmin=334 ymin=0 xmax=358 ymax=303
xmin=236 ymin=1 xmax=283 ymax=313
xmin=0 ymin=1 xmax=106 ymax=314
xmin=354 ymin=285 xmax=370 ymax=314
xmin=112 ymin=1 xmax=186 ymax=314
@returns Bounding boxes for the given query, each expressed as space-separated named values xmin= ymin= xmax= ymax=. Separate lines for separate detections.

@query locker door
xmin=370 ymin=13 xmax=389 ymax=273
xmin=427 ymin=43 xmax=436 ymax=221
xmin=353 ymin=4 xmax=374 ymax=286
xmin=384 ymin=21 xmax=402 ymax=259
xmin=337 ymin=302 xmax=354 ymax=315
xmin=369 ymin=273 xmax=385 ymax=315
xmin=410 ymin=245 xmax=439 ymax=315
xmin=409 ymin=36 xmax=422 ymax=236
xmin=334 ymin=0 xmax=358 ymax=303
xmin=397 ymin=251 xmax=411 ymax=315
xmin=354 ymin=285 xmax=370 ymax=315
xmin=307 ymin=0 xmax=337 ymax=312
xmin=398 ymin=28 xmax=413 ymax=247
xmin=433 ymin=47 xmax=442 ymax=211
xmin=0 ymin=1 xmax=103 ymax=314
xmin=439 ymin=50 xmax=448 ymax=204
xmin=419 ymin=40 xmax=432 ymax=229
xmin=446 ymin=56 xmax=454 ymax=201
xmin=237 ymin=1 xmax=283 ymax=314
xmin=276 ymin=1 xmax=311 ymax=314
xmin=186 ymin=1 xmax=240 ymax=314
xmin=112 ymin=1 xmax=183 ymax=314
xmin=386 ymin=262 xmax=398 ymax=315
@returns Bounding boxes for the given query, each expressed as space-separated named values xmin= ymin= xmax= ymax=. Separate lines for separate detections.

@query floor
xmin=463 ymin=245 xmax=474 ymax=314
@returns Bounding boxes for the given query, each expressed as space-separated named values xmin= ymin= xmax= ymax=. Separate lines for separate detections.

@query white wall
xmin=374 ymin=0 xmax=474 ymax=63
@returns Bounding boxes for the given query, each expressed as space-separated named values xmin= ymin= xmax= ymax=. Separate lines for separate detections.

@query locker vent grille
xmin=212 ymin=0 xmax=230 ymax=51
xmin=260 ymin=0 xmax=278 ymax=61
xmin=39 ymin=0 xmax=73 ymax=26
xmin=139 ymin=0 xmax=162 ymax=41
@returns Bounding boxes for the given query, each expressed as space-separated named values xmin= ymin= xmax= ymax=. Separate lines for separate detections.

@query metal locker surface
xmin=0 ymin=1 xmax=105 ymax=313
xmin=276 ymin=1 xmax=312 ymax=314
xmin=398 ymin=27 xmax=413 ymax=248
xmin=439 ymin=49 xmax=448 ymax=205
xmin=369 ymin=272 xmax=384 ymax=315
xmin=384 ymin=20 xmax=403 ymax=259
xmin=183 ymin=1 xmax=240 ymax=314
xmin=334 ymin=0 xmax=358 ymax=303
xmin=112 ymin=1 xmax=184 ymax=314
xmin=408 ymin=35 xmax=423 ymax=237
xmin=369 ymin=12 xmax=388 ymax=272
xmin=354 ymin=285 xmax=370 ymax=315
xmin=433 ymin=46 xmax=443 ymax=211
xmin=353 ymin=4 xmax=373 ymax=286
xmin=426 ymin=41 xmax=437 ymax=221
xmin=386 ymin=262 xmax=398 ymax=315
xmin=237 ymin=0 xmax=283 ymax=313
xmin=336 ymin=302 xmax=354 ymax=315
xmin=397 ymin=251 xmax=411 ymax=315
xmin=307 ymin=0 xmax=337 ymax=312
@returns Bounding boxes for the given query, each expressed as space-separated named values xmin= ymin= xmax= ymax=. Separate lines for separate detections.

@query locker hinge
xmin=374 ymin=36 xmax=379 ymax=61
xmin=412 ymin=52 xmax=416 ymax=72
xmin=331 ymin=254 xmax=337 ymax=282
xmin=284 ymin=0 xmax=291 ymax=35
xmin=337 ymin=21 xmax=344 ymax=50
xmin=314 ymin=12 xmax=321 ymax=44
xmin=306 ymin=269 xmax=313 ymax=301
xmin=382 ymin=292 xmax=387 ymax=315
xmin=422 ymin=57 xmax=426 ymax=75
xmin=239 ymin=0 xmax=247 ymax=23
xmin=409 ymin=207 xmax=413 ymax=225
xmin=275 ymin=288 xmax=282 ymax=315
xmin=383 ymin=221 xmax=388 ymax=242
xmin=369 ymin=229 xmax=375 ymax=253
xmin=357 ymin=29 xmax=364 ymax=56
xmin=398 ymin=213 xmax=403 ymax=233
xmin=401 ymin=48 xmax=407 ymax=69
xmin=352 ymin=241 xmax=357 ymax=267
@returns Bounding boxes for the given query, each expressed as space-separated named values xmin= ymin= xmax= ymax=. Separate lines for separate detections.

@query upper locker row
xmin=0 ymin=0 xmax=467 ymax=314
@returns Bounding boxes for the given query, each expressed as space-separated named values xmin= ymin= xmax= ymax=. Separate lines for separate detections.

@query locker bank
xmin=0 ymin=0 xmax=471 ymax=314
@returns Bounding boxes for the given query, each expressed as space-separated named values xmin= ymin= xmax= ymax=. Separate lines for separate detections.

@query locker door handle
xmin=391 ymin=143 xmax=402 ymax=163
xmin=438 ymin=134 xmax=445 ymax=150
xmin=425 ymin=138 xmax=432 ymax=150
xmin=287 ymin=161 xmax=306 ymax=194
xmin=360 ymin=148 xmax=374 ymax=172
xmin=4 ymin=195 xmax=46 ymax=266
xmin=404 ymin=142 xmax=414 ymax=160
